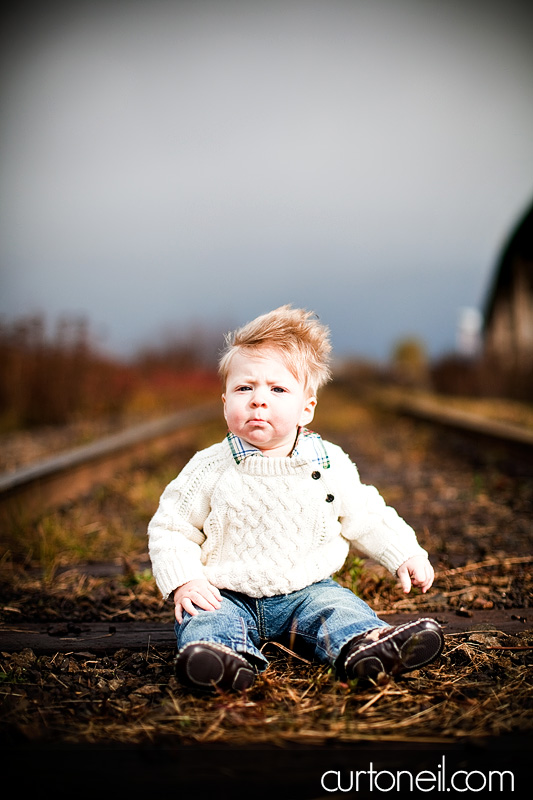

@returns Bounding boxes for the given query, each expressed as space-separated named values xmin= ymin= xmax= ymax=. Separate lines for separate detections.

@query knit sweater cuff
xmin=153 ymin=560 xmax=206 ymax=600
xmin=379 ymin=542 xmax=428 ymax=576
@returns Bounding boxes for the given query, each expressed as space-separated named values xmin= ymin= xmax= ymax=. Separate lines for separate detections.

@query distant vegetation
xmin=1 ymin=315 xmax=530 ymax=434
xmin=430 ymin=353 xmax=533 ymax=401
xmin=389 ymin=336 xmax=532 ymax=402
xmin=0 ymin=315 xmax=220 ymax=432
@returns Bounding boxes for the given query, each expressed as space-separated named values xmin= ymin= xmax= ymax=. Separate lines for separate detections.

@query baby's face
xmin=222 ymin=348 xmax=316 ymax=457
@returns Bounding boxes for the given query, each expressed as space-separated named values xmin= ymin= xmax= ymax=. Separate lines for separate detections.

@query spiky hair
xmin=218 ymin=305 xmax=332 ymax=393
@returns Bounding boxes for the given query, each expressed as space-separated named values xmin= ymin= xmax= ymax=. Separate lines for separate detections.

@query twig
xmin=357 ymin=684 xmax=393 ymax=714
xmin=0 ymin=627 xmax=40 ymax=634
xmin=50 ymin=672 xmax=69 ymax=690
xmin=441 ymin=555 xmax=533 ymax=577
xmin=260 ymin=641 xmax=311 ymax=663
xmin=444 ymin=629 xmax=510 ymax=637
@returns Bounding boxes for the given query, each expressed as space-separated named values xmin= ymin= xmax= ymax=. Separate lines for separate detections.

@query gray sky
xmin=1 ymin=0 xmax=532 ymax=362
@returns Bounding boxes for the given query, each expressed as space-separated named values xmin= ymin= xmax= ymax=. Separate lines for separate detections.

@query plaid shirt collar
xmin=226 ymin=427 xmax=330 ymax=469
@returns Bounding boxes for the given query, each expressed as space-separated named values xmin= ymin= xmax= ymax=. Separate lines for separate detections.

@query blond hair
xmin=218 ymin=305 xmax=332 ymax=393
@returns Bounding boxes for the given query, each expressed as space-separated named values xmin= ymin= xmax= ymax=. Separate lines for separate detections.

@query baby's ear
xmin=300 ymin=395 xmax=317 ymax=426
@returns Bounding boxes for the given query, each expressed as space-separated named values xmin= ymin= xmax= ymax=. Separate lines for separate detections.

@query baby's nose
xmin=251 ymin=391 xmax=267 ymax=406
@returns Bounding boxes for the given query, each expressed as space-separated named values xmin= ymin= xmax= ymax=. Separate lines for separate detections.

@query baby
xmin=148 ymin=306 xmax=444 ymax=692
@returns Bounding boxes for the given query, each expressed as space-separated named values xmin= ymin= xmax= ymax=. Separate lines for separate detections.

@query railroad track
xmin=361 ymin=389 xmax=533 ymax=477
xmin=1 ymin=393 xmax=531 ymax=778
xmin=1 ymin=391 xmax=532 ymax=526
xmin=375 ymin=391 xmax=533 ymax=448
xmin=1 ymin=397 xmax=531 ymax=654
xmin=0 ymin=401 xmax=219 ymax=523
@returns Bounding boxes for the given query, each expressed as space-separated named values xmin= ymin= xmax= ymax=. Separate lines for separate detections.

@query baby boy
xmin=148 ymin=306 xmax=444 ymax=691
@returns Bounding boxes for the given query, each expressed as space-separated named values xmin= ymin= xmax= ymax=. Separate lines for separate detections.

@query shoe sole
xmin=176 ymin=643 xmax=255 ymax=691
xmin=400 ymin=628 xmax=444 ymax=670
xmin=184 ymin=647 xmax=225 ymax=687
xmin=347 ymin=619 xmax=444 ymax=682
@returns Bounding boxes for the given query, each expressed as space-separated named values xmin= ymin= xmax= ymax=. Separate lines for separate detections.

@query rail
xmin=376 ymin=393 xmax=533 ymax=446
xmin=0 ymin=402 xmax=219 ymax=522
xmin=364 ymin=389 xmax=533 ymax=471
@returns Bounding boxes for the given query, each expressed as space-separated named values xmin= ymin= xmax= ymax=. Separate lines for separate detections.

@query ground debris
xmin=0 ymin=631 xmax=531 ymax=747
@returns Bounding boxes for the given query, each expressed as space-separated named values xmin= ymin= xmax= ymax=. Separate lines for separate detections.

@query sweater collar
xmin=225 ymin=427 xmax=330 ymax=468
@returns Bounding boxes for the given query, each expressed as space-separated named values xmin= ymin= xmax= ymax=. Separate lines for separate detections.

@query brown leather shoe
xmin=344 ymin=618 xmax=444 ymax=683
xmin=174 ymin=641 xmax=256 ymax=692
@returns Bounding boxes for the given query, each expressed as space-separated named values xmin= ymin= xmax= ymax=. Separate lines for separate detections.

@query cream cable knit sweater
xmin=148 ymin=436 xmax=427 ymax=600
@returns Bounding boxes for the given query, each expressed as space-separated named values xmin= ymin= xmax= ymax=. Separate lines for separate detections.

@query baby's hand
xmin=397 ymin=555 xmax=434 ymax=594
xmin=174 ymin=579 xmax=222 ymax=623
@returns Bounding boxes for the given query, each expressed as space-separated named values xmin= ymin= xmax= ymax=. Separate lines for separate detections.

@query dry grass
xmin=1 ymin=629 xmax=531 ymax=748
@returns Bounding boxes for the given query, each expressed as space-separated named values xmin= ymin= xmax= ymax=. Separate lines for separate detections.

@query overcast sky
xmin=1 ymin=0 xmax=532 ymax=363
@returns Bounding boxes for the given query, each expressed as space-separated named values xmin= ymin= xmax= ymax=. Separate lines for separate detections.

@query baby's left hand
xmin=397 ymin=555 xmax=434 ymax=594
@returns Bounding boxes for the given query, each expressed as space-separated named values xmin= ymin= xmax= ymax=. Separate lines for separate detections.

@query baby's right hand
xmin=174 ymin=579 xmax=222 ymax=624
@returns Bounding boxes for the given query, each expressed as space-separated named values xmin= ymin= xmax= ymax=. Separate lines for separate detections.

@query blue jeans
xmin=175 ymin=578 xmax=389 ymax=673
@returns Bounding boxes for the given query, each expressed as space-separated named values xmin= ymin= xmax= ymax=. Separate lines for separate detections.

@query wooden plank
xmin=0 ymin=622 xmax=175 ymax=654
xmin=1 ymin=610 xmax=529 ymax=654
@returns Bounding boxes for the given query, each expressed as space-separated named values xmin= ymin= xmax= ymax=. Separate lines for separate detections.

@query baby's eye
xmin=272 ymin=386 xmax=286 ymax=393
xmin=236 ymin=386 xmax=252 ymax=392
